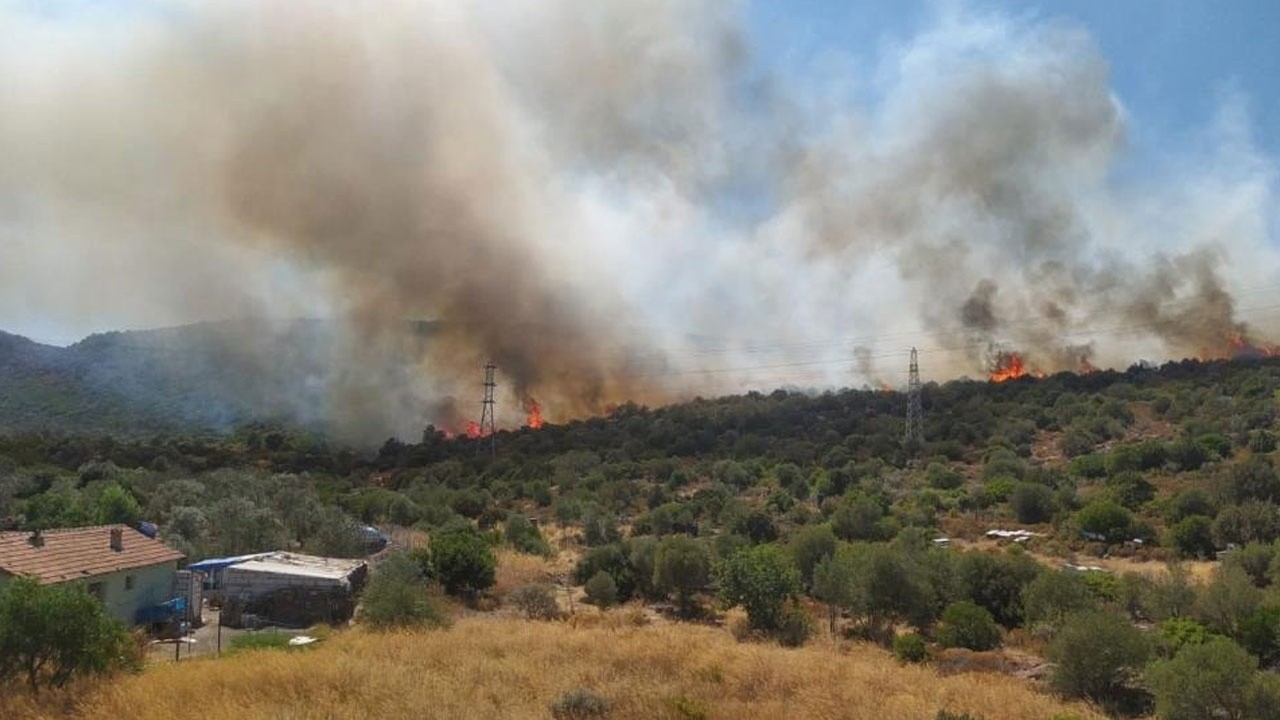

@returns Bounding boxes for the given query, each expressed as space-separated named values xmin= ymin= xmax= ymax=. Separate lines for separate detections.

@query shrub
xmin=504 ymin=515 xmax=551 ymax=556
xmin=510 ymin=584 xmax=561 ymax=620
xmin=1156 ymin=617 xmax=1213 ymax=656
xmin=584 ymin=571 xmax=619 ymax=608
xmin=430 ymin=525 xmax=497 ymax=597
xmin=361 ymin=551 xmax=450 ymax=630
xmin=550 ymin=689 xmax=611 ymax=719
xmin=1075 ymin=500 xmax=1132 ymax=543
xmin=1048 ymin=610 xmax=1149 ymax=702
xmin=935 ymin=601 xmax=1001 ymax=651
xmin=654 ymin=535 xmax=710 ymax=615
xmin=893 ymin=632 xmax=928 ymax=663
xmin=717 ymin=544 xmax=801 ymax=632
xmin=1250 ymin=430 xmax=1278 ymax=454
xmin=0 ymin=577 xmax=136 ymax=691
xmin=774 ymin=601 xmax=813 ymax=647
xmin=787 ymin=524 xmax=837 ymax=589
xmin=926 ymin=463 xmax=964 ymax=490
xmin=1169 ymin=515 xmax=1216 ymax=559
xmin=1147 ymin=636 xmax=1277 ymax=720
xmin=1009 ymin=483 xmax=1055 ymax=524
xmin=1022 ymin=570 xmax=1092 ymax=629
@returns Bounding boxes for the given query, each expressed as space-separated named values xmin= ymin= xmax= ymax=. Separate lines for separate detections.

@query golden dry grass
xmin=6 ymin=616 xmax=1104 ymax=720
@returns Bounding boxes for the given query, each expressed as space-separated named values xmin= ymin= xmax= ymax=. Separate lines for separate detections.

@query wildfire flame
xmin=989 ymin=351 xmax=1030 ymax=383
xmin=524 ymin=398 xmax=544 ymax=429
xmin=464 ymin=420 xmax=482 ymax=439
xmin=1226 ymin=331 xmax=1280 ymax=359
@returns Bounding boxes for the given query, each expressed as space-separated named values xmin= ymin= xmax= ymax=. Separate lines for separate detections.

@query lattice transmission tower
xmin=478 ymin=362 xmax=497 ymax=456
xmin=904 ymin=347 xmax=924 ymax=448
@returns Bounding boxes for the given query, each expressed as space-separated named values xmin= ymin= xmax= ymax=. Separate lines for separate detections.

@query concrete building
xmin=0 ymin=525 xmax=185 ymax=625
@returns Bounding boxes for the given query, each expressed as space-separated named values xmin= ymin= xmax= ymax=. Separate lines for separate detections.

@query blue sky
xmin=747 ymin=0 xmax=1280 ymax=162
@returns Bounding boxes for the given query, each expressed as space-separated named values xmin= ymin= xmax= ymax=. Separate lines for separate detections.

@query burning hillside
xmin=2 ymin=2 xmax=1278 ymax=440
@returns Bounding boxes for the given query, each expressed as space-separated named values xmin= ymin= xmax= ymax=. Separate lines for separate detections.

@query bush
xmin=774 ymin=601 xmax=813 ymax=647
xmin=550 ymin=689 xmax=611 ymax=719
xmin=1022 ymin=570 xmax=1093 ymax=629
xmin=717 ymin=544 xmax=801 ymax=632
xmin=0 ymin=577 xmax=136 ymax=691
xmin=584 ymin=571 xmax=619 ymax=608
xmin=504 ymin=515 xmax=551 ymax=556
xmin=1048 ymin=610 xmax=1149 ymax=702
xmin=653 ymin=535 xmax=710 ymax=615
xmin=1147 ymin=636 xmax=1278 ymax=720
xmin=1075 ymin=500 xmax=1132 ymax=543
xmin=361 ymin=552 xmax=450 ymax=630
xmin=510 ymin=584 xmax=561 ymax=620
xmin=1169 ymin=515 xmax=1216 ymax=559
xmin=893 ymin=632 xmax=928 ymax=663
xmin=935 ymin=601 xmax=1001 ymax=651
xmin=1009 ymin=483 xmax=1055 ymax=523
xmin=430 ymin=525 xmax=497 ymax=597
xmin=926 ymin=463 xmax=964 ymax=490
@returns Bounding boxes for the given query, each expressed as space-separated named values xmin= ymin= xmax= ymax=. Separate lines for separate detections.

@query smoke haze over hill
xmin=1 ymin=1 xmax=1278 ymax=441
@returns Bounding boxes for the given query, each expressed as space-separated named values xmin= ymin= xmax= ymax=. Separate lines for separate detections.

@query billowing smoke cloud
xmin=0 ymin=1 xmax=1277 ymax=441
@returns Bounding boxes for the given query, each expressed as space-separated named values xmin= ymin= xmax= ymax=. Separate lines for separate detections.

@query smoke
xmin=1 ymin=1 xmax=1277 ymax=440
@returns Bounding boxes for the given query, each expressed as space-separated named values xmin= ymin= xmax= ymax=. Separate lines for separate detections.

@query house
xmin=0 ymin=525 xmax=185 ymax=625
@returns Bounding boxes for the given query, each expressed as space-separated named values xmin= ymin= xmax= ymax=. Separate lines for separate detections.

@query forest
xmin=4 ymin=355 xmax=1280 ymax=717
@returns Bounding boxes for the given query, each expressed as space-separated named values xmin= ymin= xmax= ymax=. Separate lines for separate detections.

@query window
xmin=125 ymin=575 xmax=135 ymax=591
xmin=87 ymin=582 xmax=105 ymax=602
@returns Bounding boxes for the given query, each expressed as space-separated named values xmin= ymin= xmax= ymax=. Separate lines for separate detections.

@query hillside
xmin=2 ymin=615 xmax=1103 ymax=720
xmin=0 ymin=320 xmax=439 ymax=437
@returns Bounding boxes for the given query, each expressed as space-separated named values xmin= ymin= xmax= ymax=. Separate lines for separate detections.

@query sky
xmin=748 ymin=1 xmax=1280 ymax=163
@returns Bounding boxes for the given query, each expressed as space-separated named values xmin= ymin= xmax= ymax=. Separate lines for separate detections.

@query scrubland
xmin=4 ymin=614 xmax=1102 ymax=720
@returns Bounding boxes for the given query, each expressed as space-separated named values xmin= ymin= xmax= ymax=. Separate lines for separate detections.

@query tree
xmin=504 ymin=515 xmax=551 ymax=557
xmin=1022 ymin=570 xmax=1093 ymax=629
xmin=0 ymin=577 xmax=134 ymax=693
xmin=584 ymin=571 xmax=618 ymax=608
xmin=1075 ymin=500 xmax=1132 ymax=544
xmin=787 ymin=524 xmax=837 ymax=589
xmin=1048 ymin=610 xmax=1150 ymax=703
xmin=957 ymin=550 xmax=1040 ymax=627
xmin=95 ymin=484 xmax=141 ymax=526
xmin=361 ymin=551 xmax=449 ymax=629
xmin=717 ymin=544 xmax=801 ymax=632
xmin=429 ymin=525 xmax=496 ymax=597
xmin=653 ymin=535 xmax=710 ymax=616
xmin=1009 ymin=483 xmax=1055 ymax=524
xmin=1147 ymin=636 xmax=1280 ymax=720
xmin=1169 ymin=515 xmax=1215 ymax=559
xmin=812 ymin=550 xmax=857 ymax=635
xmin=935 ymin=601 xmax=1001 ymax=651
xmin=1195 ymin=565 xmax=1263 ymax=636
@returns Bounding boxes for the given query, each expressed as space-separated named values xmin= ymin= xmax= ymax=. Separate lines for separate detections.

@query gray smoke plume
xmin=0 ymin=2 xmax=1277 ymax=440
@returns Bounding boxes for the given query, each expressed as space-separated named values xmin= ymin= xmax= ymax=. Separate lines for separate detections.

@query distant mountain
xmin=0 ymin=319 xmax=437 ymax=436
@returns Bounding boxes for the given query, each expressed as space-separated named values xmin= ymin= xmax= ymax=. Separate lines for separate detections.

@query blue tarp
xmin=187 ymin=553 xmax=270 ymax=573
xmin=136 ymin=597 xmax=187 ymax=624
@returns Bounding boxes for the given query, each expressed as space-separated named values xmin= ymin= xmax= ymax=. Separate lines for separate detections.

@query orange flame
xmin=1226 ymin=331 xmax=1280 ymax=358
xmin=525 ymin=398 xmax=544 ymax=429
xmin=989 ymin=351 xmax=1029 ymax=382
xmin=464 ymin=420 xmax=482 ymax=439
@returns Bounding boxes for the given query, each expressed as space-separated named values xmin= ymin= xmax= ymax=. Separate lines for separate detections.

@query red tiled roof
xmin=0 ymin=525 xmax=185 ymax=585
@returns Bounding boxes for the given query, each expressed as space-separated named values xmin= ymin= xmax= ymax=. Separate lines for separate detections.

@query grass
xmin=228 ymin=630 xmax=297 ymax=652
xmin=5 ymin=615 xmax=1105 ymax=720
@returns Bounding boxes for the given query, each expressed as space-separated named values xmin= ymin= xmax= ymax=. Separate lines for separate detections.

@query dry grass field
xmin=4 ymin=614 xmax=1104 ymax=720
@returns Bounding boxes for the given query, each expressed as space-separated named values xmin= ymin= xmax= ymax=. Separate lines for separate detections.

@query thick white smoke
xmin=0 ymin=1 xmax=1277 ymax=440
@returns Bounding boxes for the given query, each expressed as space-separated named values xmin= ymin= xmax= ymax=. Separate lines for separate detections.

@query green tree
xmin=1022 ymin=570 xmax=1093 ymax=630
xmin=935 ymin=601 xmax=1001 ymax=651
xmin=0 ymin=577 xmax=134 ymax=692
xmin=360 ymin=552 xmax=449 ymax=629
xmin=429 ymin=525 xmax=496 ymax=597
xmin=1147 ymin=636 xmax=1280 ymax=720
xmin=95 ymin=484 xmax=141 ymax=526
xmin=1048 ymin=610 xmax=1150 ymax=703
xmin=1169 ymin=515 xmax=1216 ymax=559
xmin=653 ymin=535 xmax=710 ymax=616
xmin=1009 ymin=483 xmax=1055 ymax=524
xmin=787 ymin=524 xmax=837 ymax=589
xmin=583 ymin=571 xmax=618 ymax=608
xmin=812 ymin=549 xmax=857 ymax=635
xmin=1075 ymin=500 xmax=1132 ymax=543
xmin=717 ymin=544 xmax=801 ymax=632
xmin=504 ymin=515 xmax=551 ymax=556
